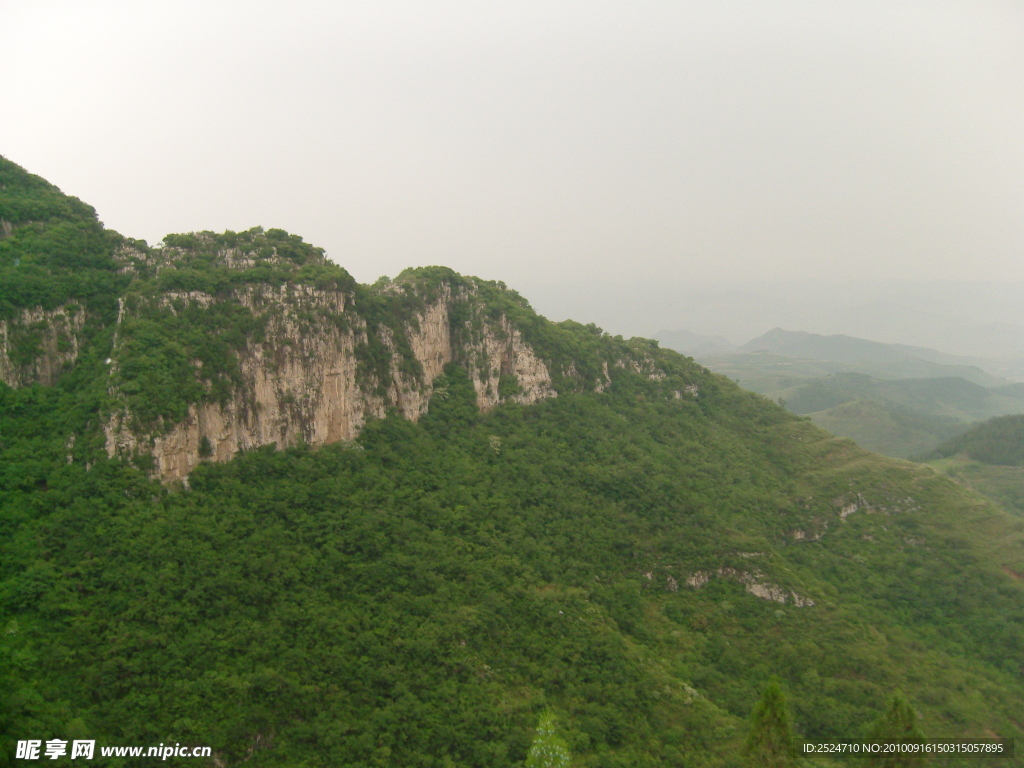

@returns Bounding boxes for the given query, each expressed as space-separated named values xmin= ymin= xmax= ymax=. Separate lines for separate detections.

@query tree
xmin=744 ymin=679 xmax=798 ymax=768
xmin=526 ymin=710 xmax=571 ymax=768
xmin=864 ymin=691 xmax=928 ymax=768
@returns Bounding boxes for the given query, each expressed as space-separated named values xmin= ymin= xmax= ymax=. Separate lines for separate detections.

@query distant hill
xmin=695 ymin=336 xmax=1024 ymax=459
xmin=741 ymin=328 xmax=1006 ymax=386
xmin=925 ymin=414 xmax=1024 ymax=466
xmin=781 ymin=373 xmax=1024 ymax=424
xmin=924 ymin=415 xmax=1024 ymax=519
xmin=752 ymin=373 xmax=1024 ymax=459
xmin=804 ymin=398 xmax=969 ymax=460
xmin=653 ymin=328 xmax=735 ymax=357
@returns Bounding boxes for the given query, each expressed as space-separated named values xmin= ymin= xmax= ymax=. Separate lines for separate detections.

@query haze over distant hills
xmin=737 ymin=328 xmax=1007 ymax=386
xmin=648 ymin=328 xmax=734 ymax=358
xmin=522 ymin=279 xmax=1024 ymax=380
xmin=653 ymin=328 xmax=1024 ymax=459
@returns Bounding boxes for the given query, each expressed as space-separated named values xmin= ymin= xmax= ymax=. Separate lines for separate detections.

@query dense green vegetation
xmin=924 ymin=415 xmax=1024 ymax=467
xmin=526 ymin=711 xmax=572 ymax=768
xmin=155 ymin=228 xmax=357 ymax=295
xmin=4 ymin=361 xmax=1024 ymax=765
xmin=743 ymin=681 xmax=797 ymax=768
xmin=111 ymin=227 xmax=363 ymax=428
xmin=863 ymin=691 xmax=927 ymax=768
xmin=3 ymin=157 xmax=1024 ymax=766
xmin=0 ymin=158 xmax=132 ymax=323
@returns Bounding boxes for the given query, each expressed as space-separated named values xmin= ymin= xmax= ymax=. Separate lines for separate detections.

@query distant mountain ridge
xmin=652 ymin=328 xmax=735 ymax=357
xmin=741 ymin=328 xmax=1006 ymax=386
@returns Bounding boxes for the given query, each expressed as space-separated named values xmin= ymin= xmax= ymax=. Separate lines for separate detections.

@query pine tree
xmin=743 ymin=679 xmax=798 ymax=768
xmin=526 ymin=709 xmax=571 ymax=768
xmin=864 ymin=690 xmax=928 ymax=768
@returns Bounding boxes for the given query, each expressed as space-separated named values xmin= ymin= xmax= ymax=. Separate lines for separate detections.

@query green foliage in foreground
xmin=743 ymin=680 xmax=797 ymax=768
xmin=526 ymin=711 xmax=571 ymax=768
xmin=2 ymin=362 xmax=1024 ymax=766
xmin=863 ymin=691 xmax=927 ymax=768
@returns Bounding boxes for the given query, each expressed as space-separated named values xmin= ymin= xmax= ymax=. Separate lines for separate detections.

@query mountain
xmin=695 ymin=350 xmax=870 ymax=396
xmin=653 ymin=328 xmax=735 ymax=357
xmin=740 ymin=328 xmax=1006 ymax=386
xmin=3 ymin=157 xmax=1024 ymax=767
xmin=1 ymin=156 xmax=629 ymax=482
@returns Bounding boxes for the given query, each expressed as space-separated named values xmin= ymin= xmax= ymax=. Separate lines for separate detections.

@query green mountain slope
xmin=2 ymin=158 xmax=1024 ymax=767
xmin=923 ymin=416 xmax=1024 ymax=517
xmin=927 ymin=458 xmax=1024 ymax=519
xmin=925 ymin=414 xmax=1024 ymax=466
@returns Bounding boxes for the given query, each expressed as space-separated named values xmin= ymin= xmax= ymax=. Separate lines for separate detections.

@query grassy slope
xmin=927 ymin=458 xmax=1024 ymax=520
xmin=924 ymin=414 xmax=1024 ymax=523
xmin=804 ymin=399 xmax=968 ymax=459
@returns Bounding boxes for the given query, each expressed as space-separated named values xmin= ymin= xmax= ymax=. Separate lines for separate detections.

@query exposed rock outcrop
xmin=0 ymin=305 xmax=86 ymax=387
xmin=103 ymin=281 xmax=559 ymax=481
xmin=685 ymin=566 xmax=815 ymax=607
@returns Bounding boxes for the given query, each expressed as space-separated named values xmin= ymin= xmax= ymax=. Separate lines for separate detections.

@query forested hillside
xmin=923 ymin=416 xmax=1024 ymax=521
xmin=926 ymin=415 xmax=1024 ymax=467
xmin=2 ymin=157 xmax=1024 ymax=766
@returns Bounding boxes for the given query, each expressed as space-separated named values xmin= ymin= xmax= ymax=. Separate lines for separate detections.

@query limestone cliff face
xmin=0 ymin=305 xmax=86 ymax=387
xmin=2 ymin=162 xmax=678 ymax=483
xmin=103 ymin=281 xmax=559 ymax=481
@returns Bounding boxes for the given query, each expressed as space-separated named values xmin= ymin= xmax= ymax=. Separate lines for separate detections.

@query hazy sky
xmin=3 ymin=1 xmax=1022 ymax=288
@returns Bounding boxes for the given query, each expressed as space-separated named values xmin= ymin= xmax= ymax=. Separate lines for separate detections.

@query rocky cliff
xmin=102 ymin=271 xmax=565 ymax=481
xmin=0 ymin=304 xmax=86 ymax=387
xmin=0 ymin=156 xmax=691 ymax=482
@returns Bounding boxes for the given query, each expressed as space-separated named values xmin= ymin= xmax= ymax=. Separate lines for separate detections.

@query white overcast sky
xmin=2 ymin=1 xmax=1022 ymax=288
